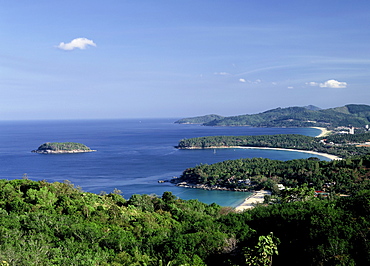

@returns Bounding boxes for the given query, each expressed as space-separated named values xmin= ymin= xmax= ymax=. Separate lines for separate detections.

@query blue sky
xmin=1 ymin=1 xmax=369 ymax=120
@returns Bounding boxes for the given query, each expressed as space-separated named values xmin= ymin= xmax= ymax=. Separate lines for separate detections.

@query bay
xmin=0 ymin=118 xmax=325 ymax=207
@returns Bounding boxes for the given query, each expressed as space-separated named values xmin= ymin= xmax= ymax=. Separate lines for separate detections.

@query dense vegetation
xmin=175 ymin=155 xmax=370 ymax=194
xmin=177 ymin=133 xmax=370 ymax=158
xmin=175 ymin=104 xmax=370 ymax=127
xmin=0 ymin=179 xmax=225 ymax=265
xmin=33 ymin=142 xmax=93 ymax=152
xmin=324 ymin=132 xmax=370 ymax=144
xmin=1 ymin=178 xmax=370 ymax=265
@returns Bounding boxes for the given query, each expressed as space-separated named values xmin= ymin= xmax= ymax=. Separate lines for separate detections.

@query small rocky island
xmin=32 ymin=142 xmax=96 ymax=154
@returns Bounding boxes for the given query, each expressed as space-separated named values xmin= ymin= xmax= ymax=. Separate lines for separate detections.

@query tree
xmin=244 ymin=232 xmax=280 ymax=266
xmin=279 ymin=184 xmax=315 ymax=204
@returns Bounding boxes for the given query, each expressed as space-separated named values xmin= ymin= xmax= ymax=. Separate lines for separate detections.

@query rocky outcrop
xmin=32 ymin=149 xmax=96 ymax=154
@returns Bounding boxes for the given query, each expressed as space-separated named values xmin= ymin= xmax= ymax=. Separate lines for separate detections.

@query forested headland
xmin=174 ymin=155 xmax=370 ymax=195
xmin=176 ymin=133 xmax=370 ymax=158
xmin=1 ymin=178 xmax=370 ymax=265
xmin=175 ymin=104 xmax=370 ymax=127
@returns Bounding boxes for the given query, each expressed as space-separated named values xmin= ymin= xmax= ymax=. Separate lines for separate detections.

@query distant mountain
xmin=303 ymin=105 xmax=322 ymax=111
xmin=174 ymin=114 xmax=224 ymax=124
xmin=175 ymin=104 xmax=370 ymax=128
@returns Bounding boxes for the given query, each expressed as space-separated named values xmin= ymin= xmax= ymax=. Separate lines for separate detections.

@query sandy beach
xmin=234 ymin=127 xmax=338 ymax=211
xmin=235 ymin=126 xmax=340 ymax=160
xmin=235 ymin=190 xmax=271 ymax=212
xmin=311 ymin=127 xmax=332 ymax=138
xmin=236 ymin=146 xmax=341 ymax=160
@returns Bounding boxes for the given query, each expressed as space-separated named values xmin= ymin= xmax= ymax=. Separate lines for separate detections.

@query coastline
xmin=32 ymin=149 xmax=96 ymax=154
xmin=233 ymin=128 xmax=335 ymax=211
xmin=179 ymin=127 xmax=339 ymax=161
xmin=235 ymin=146 xmax=341 ymax=160
xmin=184 ymin=145 xmax=342 ymax=160
xmin=182 ymin=127 xmax=338 ymax=211
xmin=235 ymin=190 xmax=271 ymax=212
xmin=311 ymin=126 xmax=332 ymax=138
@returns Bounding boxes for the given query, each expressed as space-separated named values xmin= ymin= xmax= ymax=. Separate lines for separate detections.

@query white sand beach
xmin=231 ymin=125 xmax=339 ymax=160
xmin=236 ymin=146 xmax=341 ymax=160
xmin=234 ymin=127 xmax=339 ymax=212
xmin=235 ymin=127 xmax=339 ymax=211
xmin=311 ymin=127 xmax=332 ymax=138
xmin=235 ymin=190 xmax=271 ymax=212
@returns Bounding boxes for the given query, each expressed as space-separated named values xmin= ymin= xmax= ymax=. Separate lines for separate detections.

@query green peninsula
xmin=175 ymin=114 xmax=224 ymax=124
xmin=176 ymin=133 xmax=370 ymax=158
xmin=175 ymin=104 xmax=370 ymax=127
xmin=32 ymin=142 xmax=96 ymax=154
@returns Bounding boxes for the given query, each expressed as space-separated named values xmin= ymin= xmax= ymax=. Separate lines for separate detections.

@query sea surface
xmin=0 ymin=119 xmax=326 ymax=207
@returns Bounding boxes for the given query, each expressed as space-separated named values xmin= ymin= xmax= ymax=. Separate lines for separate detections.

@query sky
xmin=1 ymin=0 xmax=370 ymax=120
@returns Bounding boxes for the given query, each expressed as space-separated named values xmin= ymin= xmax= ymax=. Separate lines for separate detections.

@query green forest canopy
xmin=1 ymin=176 xmax=370 ymax=265
xmin=175 ymin=155 xmax=370 ymax=194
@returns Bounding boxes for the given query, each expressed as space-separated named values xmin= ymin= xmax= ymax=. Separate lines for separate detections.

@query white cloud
xmin=306 ymin=79 xmax=347 ymax=88
xmin=319 ymin=79 xmax=347 ymax=88
xmin=214 ymin=72 xmax=230 ymax=76
xmin=306 ymin=82 xmax=319 ymax=86
xmin=57 ymin=37 xmax=97 ymax=51
xmin=287 ymin=86 xmax=294 ymax=89
xmin=239 ymin=78 xmax=246 ymax=83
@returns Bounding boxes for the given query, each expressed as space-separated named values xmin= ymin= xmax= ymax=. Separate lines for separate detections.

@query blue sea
xmin=0 ymin=119 xmax=326 ymax=207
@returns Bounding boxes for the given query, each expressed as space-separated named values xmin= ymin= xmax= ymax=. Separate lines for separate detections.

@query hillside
xmin=1 ymin=175 xmax=370 ymax=265
xmin=175 ymin=104 xmax=370 ymax=128
xmin=175 ymin=114 xmax=224 ymax=124
xmin=174 ymin=155 xmax=370 ymax=194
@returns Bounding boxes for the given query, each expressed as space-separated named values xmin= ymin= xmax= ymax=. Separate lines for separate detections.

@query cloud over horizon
xmin=57 ymin=37 xmax=97 ymax=51
xmin=307 ymin=79 xmax=347 ymax=89
xmin=214 ymin=72 xmax=230 ymax=76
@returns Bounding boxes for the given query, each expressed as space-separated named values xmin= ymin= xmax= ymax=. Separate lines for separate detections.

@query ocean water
xmin=0 ymin=119 xmax=325 ymax=207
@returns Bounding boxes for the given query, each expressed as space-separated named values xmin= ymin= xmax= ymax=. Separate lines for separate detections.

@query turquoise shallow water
xmin=0 ymin=119 xmax=325 ymax=207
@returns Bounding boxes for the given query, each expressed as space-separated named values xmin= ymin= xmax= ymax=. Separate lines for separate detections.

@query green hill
xmin=176 ymin=104 xmax=370 ymax=127
xmin=175 ymin=114 xmax=224 ymax=124
xmin=2 ymin=172 xmax=370 ymax=265
xmin=32 ymin=142 xmax=95 ymax=154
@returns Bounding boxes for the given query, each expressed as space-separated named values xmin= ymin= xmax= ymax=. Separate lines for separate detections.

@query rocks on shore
xmin=175 ymin=181 xmax=249 ymax=192
xmin=32 ymin=149 xmax=96 ymax=154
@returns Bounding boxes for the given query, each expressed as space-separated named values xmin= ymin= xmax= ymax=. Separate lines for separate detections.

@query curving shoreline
xmin=179 ymin=127 xmax=340 ymax=210
xmin=233 ymin=127 xmax=337 ymax=210
xmin=311 ymin=126 xmax=332 ymax=138
xmin=184 ymin=145 xmax=341 ymax=161
xmin=234 ymin=146 xmax=341 ymax=160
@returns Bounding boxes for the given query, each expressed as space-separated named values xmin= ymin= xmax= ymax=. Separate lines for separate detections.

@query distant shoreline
xmin=234 ymin=146 xmax=341 ymax=160
xmin=311 ymin=126 xmax=332 ymax=138
xmin=178 ymin=127 xmax=338 ymax=160
xmin=181 ymin=145 xmax=341 ymax=161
